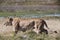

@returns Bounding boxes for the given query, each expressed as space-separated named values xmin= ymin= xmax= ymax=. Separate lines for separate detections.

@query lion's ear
xmin=9 ymin=18 xmax=13 ymax=22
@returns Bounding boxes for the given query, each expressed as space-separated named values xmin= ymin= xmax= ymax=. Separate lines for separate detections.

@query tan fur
xmin=4 ymin=17 xmax=49 ymax=34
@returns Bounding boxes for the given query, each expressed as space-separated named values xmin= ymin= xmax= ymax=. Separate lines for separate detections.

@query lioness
xmin=4 ymin=17 xmax=49 ymax=34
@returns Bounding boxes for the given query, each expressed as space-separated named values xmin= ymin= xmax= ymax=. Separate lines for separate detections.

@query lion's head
xmin=4 ymin=18 xmax=13 ymax=26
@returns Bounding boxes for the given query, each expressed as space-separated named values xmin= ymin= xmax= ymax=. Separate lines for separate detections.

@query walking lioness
xmin=4 ymin=17 xmax=49 ymax=34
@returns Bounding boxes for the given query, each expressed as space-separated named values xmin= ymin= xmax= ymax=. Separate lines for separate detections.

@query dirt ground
xmin=0 ymin=17 xmax=60 ymax=37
